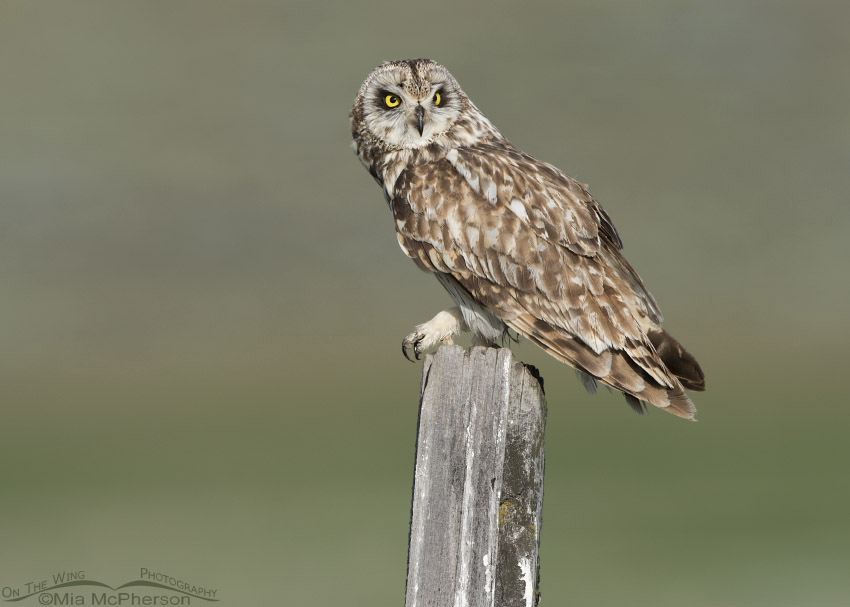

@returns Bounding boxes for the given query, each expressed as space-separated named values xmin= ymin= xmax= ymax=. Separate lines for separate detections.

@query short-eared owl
xmin=350 ymin=59 xmax=705 ymax=419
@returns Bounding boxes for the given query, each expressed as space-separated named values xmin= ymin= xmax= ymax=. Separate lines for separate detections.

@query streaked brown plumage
xmin=350 ymin=59 xmax=705 ymax=419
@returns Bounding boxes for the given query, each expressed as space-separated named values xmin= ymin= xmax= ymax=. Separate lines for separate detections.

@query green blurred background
xmin=1 ymin=1 xmax=848 ymax=605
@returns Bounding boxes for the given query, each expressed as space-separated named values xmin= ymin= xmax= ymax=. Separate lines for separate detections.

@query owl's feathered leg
xmin=402 ymin=307 xmax=468 ymax=361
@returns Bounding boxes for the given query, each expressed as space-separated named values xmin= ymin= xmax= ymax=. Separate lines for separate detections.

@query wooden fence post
xmin=405 ymin=345 xmax=547 ymax=607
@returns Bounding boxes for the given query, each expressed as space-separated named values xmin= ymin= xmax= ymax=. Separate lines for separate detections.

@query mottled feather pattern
xmin=394 ymin=159 xmax=669 ymax=382
xmin=351 ymin=59 xmax=704 ymax=419
xmin=446 ymin=145 xmax=614 ymax=256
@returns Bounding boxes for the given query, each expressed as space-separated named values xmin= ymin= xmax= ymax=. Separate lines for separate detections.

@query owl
xmin=350 ymin=59 xmax=705 ymax=419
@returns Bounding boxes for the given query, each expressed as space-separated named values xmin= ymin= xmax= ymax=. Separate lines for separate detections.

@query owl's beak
xmin=414 ymin=104 xmax=425 ymax=136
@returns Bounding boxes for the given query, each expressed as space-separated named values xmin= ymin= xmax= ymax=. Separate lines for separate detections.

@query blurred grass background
xmin=1 ymin=1 xmax=848 ymax=605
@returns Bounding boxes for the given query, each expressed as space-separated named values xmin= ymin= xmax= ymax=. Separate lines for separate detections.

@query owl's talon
xmin=401 ymin=331 xmax=425 ymax=362
xmin=402 ymin=331 xmax=427 ymax=361
xmin=402 ymin=334 xmax=425 ymax=362
xmin=402 ymin=340 xmax=415 ymax=362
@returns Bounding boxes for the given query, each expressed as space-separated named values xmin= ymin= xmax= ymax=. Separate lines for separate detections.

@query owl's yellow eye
xmin=433 ymin=92 xmax=442 ymax=106
xmin=385 ymin=94 xmax=400 ymax=108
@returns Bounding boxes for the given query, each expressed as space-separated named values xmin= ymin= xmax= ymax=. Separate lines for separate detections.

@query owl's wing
xmin=447 ymin=144 xmax=621 ymax=253
xmin=446 ymin=144 xmax=663 ymax=323
xmin=392 ymin=148 xmax=695 ymax=418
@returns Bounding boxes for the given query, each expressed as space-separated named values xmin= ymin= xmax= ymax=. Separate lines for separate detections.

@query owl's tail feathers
xmin=647 ymin=328 xmax=705 ymax=392
xmin=508 ymin=315 xmax=698 ymax=420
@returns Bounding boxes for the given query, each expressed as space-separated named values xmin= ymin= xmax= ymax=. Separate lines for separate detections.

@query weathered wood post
xmin=405 ymin=345 xmax=547 ymax=607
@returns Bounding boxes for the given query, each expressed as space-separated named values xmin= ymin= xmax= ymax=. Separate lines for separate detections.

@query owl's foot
xmin=402 ymin=307 xmax=467 ymax=361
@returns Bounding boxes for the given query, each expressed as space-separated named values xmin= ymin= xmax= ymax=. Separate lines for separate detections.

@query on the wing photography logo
xmin=2 ymin=569 xmax=218 ymax=605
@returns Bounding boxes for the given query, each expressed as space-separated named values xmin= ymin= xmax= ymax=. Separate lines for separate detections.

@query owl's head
xmin=351 ymin=59 xmax=470 ymax=150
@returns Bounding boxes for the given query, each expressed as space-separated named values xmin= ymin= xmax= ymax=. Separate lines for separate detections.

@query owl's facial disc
xmin=359 ymin=61 xmax=463 ymax=149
